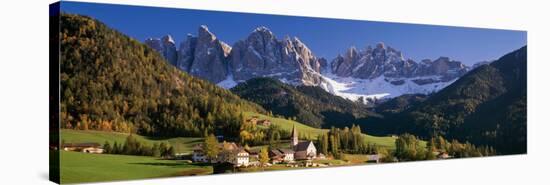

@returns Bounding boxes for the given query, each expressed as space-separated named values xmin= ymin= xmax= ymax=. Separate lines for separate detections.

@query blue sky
xmin=60 ymin=1 xmax=526 ymax=65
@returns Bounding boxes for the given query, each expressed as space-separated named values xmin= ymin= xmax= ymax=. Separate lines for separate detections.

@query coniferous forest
xmin=59 ymin=14 xmax=265 ymax=138
xmin=360 ymin=46 xmax=527 ymax=154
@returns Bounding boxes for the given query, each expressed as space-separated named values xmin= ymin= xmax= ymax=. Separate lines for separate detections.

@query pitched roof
xmin=295 ymin=141 xmax=313 ymax=152
xmin=269 ymin=149 xmax=283 ymax=157
xmin=245 ymin=148 xmax=260 ymax=154
xmin=221 ymin=142 xmax=239 ymax=150
xmin=278 ymin=148 xmax=294 ymax=154
xmin=234 ymin=147 xmax=249 ymax=154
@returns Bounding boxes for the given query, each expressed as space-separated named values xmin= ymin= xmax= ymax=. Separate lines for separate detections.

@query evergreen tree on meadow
xmin=103 ymin=141 xmax=112 ymax=154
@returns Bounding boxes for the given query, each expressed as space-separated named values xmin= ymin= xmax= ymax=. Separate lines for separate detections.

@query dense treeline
xmin=394 ymin=134 xmax=495 ymax=161
xmin=374 ymin=94 xmax=428 ymax=114
xmin=316 ymin=125 xmax=377 ymax=159
xmin=231 ymin=77 xmax=372 ymax=128
xmin=59 ymin=14 xmax=265 ymax=138
xmin=363 ymin=47 xmax=527 ymax=154
xmin=102 ymin=135 xmax=175 ymax=158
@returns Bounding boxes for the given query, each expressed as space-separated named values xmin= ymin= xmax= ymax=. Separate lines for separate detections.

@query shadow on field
xmin=128 ymin=162 xmax=189 ymax=167
xmin=128 ymin=160 xmax=212 ymax=168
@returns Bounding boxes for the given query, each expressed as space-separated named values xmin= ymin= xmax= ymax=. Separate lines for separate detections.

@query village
xmin=59 ymin=116 xmax=457 ymax=175
xmin=59 ymin=120 xmax=382 ymax=173
xmin=191 ymin=124 xmax=347 ymax=169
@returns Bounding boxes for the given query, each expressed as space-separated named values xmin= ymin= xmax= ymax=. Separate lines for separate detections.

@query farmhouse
xmin=257 ymin=119 xmax=271 ymax=126
xmin=192 ymin=146 xmax=208 ymax=162
xmin=192 ymin=142 xmax=250 ymax=167
xmin=269 ymin=149 xmax=284 ymax=164
xmin=62 ymin=142 xmax=104 ymax=154
xmin=245 ymin=148 xmax=260 ymax=160
xmin=366 ymin=154 xmax=380 ymax=163
xmin=235 ymin=148 xmax=250 ymax=167
xmin=437 ymin=152 xmax=450 ymax=159
xmin=246 ymin=116 xmax=259 ymax=125
xmin=279 ymin=149 xmax=295 ymax=162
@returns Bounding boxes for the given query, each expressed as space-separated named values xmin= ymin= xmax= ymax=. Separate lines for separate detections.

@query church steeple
xmin=291 ymin=124 xmax=298 ymax=147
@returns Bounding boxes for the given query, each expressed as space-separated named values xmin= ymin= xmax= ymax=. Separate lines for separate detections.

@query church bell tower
xmin=291 ymin=124 xmax=298 ymax=147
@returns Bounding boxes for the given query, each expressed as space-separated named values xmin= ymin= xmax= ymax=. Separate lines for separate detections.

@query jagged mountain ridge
xmin=229 ymin=27 xmax=324 ymax=86
xmin=146 ymin=26 xmax=323 ymax=87
xmin=331 ymin=43 xmax=469 ymax=84
xmin=146 ymin=26 xmax=471 ymax=101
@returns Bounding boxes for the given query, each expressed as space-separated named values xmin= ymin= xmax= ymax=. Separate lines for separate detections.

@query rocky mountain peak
xmin=330 ymin=43 xmax=469 ymax=84
xmin=198 ymin=25 xmax=216 ymax=41
xmin=144 ymin=35 xmax=177 ymax=65
xmin=376 ymin=42 xmax=386 ymax=49
xmin=229 ymin=26 xmax=323 ymax=86
xmin=253 ymin=26 xmax=274 ymax=35
xmin=161 ymin=34 xmax=175 ymax=45
xmin=346 ymin=46 xmax=359 ymax=58
xmin=144 ymin=38 xmax=162 ymax=51
xmin=146 ymin=26 xmax=230 ymax=83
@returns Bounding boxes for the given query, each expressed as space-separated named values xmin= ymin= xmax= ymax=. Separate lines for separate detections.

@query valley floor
xmin=58 ymin=128 xmax=398 ymax=183
xmin=60 ymin=151 xmax=212 ymax=184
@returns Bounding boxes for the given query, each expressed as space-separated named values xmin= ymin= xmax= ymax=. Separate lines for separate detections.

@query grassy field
xmin=244 ymin=112 xmax=326 ymax=139
xmin=342 ymin=154 xmax=373 ymax=164
xmin=60 ymin=151 xmax=212 ymax=184
xmin=60 ymin=129 xmax=203 ymax=153
xmin=244 ymin=112 xmax=397 ymax=149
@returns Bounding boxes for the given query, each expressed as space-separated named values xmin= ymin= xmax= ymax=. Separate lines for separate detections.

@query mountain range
xmin=145 ymin=26 xmax=475 ymax=102
xmin=61 ymin=13 xmax=526 ymax=155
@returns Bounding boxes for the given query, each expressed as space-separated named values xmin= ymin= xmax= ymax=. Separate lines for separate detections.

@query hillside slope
xmin=243 ymin=112 xmax=397 ymax=149
xmin=364 ymin=46 xmax=527 ymax=154
xmin=59 ymin=14 xmax=264 ymax=138
xmin=231 ymin=77 xmax=372 ymax=128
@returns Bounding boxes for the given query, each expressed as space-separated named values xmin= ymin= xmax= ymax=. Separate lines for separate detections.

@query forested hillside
xmin=231 ymin=77 xmax=372 ymax=128
xmin=59 ymin=14 xmax=265 ymax=138
xmin=363 ymin=46 xmax=527 ymax=154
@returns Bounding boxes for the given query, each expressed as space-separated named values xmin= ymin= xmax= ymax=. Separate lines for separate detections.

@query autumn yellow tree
xmin=203 ymin=134 xmax=219 ymax=162
xmin=259 ymin=147 xmax=269 ymax=169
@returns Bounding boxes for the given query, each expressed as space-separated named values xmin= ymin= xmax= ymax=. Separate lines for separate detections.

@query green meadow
xmin=60 ymin=151 xmax=211 ymax=184
xmin=58 ymin=112 xmax=407 ymax=183
xmin=244 ymin=112 xmax=398 ymax=149
xmin=60 ymin=129 xmax=203 ymax=153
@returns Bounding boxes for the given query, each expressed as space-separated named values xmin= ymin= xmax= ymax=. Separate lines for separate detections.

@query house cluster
xmin=192 ymin=141 xmax=252 ymax=167
xmin=62 ymin=142 xmax=104 ymax=154
xmin=435 ymin=151 xmax=451 ymax=159
xmin=192 ymin=124 xmax=325 ymax=167
xmin=246 ymin=116 xmax=272 ymax=127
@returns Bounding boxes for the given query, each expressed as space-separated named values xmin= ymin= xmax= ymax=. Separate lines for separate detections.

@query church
xmin=290 ymin=124 xmax=317 ymax=160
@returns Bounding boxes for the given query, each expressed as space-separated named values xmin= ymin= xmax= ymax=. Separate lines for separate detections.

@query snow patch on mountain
xmin=217 ymin=74 xmax=238 ymax=89
xmin=319 ymin=72 xmax=455 ymax=103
